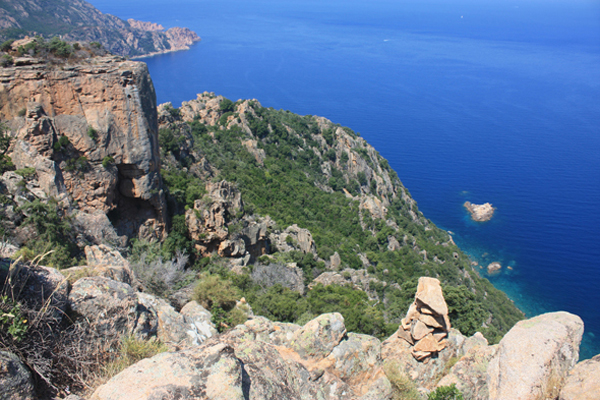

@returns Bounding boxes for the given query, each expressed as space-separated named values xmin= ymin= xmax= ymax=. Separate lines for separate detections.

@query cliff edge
xmin=0 ymin=55 xmax=166 ymax=242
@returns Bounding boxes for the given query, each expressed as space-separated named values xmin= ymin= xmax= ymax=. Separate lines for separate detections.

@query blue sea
xmin=90 ymin=0 xmax=600 ymax=358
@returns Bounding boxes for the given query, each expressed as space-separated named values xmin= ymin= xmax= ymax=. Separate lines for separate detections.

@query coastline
xmin=132 ymin=40 xmax=201 ymax=59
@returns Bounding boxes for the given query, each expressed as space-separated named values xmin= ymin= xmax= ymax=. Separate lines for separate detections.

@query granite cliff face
xmin=0 ymin=0 xmax=200 ymax=57
xmin=0 ymin=55 xmax=166 ymax=241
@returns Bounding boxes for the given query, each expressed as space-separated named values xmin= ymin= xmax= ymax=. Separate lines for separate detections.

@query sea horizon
xmin=90 ymin=0 xmax=600 ymax=358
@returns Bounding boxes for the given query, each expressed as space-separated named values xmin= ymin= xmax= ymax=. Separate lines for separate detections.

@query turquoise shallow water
xmin=90 ymin=0 xmax=600 ymax=358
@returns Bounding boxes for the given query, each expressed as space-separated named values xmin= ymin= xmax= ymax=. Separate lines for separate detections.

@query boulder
xmin=559 ymin=354 xmax=600 ymax=400
xmin=487 ymin=262 xmax=502 ymax=274
xmin=62 ymin=244 xmax=135 ymax=286
xmin=437 ymin=343 xmax=498 ymax=400
xmin=269 ymin=224 xmax=317 ymax=256
xmin=186 ymin=180 xmax=244 ymax=256
xmin=180 ymin=301 xmax=218 ymax=345
xmin=91 ymin=342 xmax=244 ymax=400
xmin=136 ymin=293 xmax=188 ymax=345
xmin=222 ymin=316 xmax=300 ymax=347
xmin=72 ymin=211 xmax=125 ymax=248
xmin=68 ymin=276 xmax=138 ymax=336
xmin=487 ymin=311 xmax=584 ymax=400
xmin=1 ymin=262 xmax=69 ymax=324
xmin=415 ymin=277 xmax=448 ymax=316
xmin=0 ymin=351 xmax=35 ymax=400
xmin=234 ymin=340 xmax=323 ymax=400
xmin=290 ymin=313 xmax=346 ymax=362
xmin=330 ymin=251 xmax=341 ymax=269
xmin=250 ymin=262 xmax=305 ymax=294
xmin=325 ymin=332 xmax=388 ymax=396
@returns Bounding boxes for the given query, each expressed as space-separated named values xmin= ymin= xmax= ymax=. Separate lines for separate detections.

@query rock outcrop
xmin=185 ymin=180 xmax=244 ymax=256
xmin=1 ymin=56 xmax=167 ymax=240
xmin=464 ymin=201 xmax=495 ymax=222
xmin=559 ymin=354 xmax=600 ymax=400
xmin=91 ymin=342 xmax=244 ymax=400
xmin=487 ymin=311 xmax=584 ymax=400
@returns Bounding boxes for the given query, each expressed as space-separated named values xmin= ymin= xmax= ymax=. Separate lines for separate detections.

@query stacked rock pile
xmin=397 ymin=277 xmax=451 ymax=361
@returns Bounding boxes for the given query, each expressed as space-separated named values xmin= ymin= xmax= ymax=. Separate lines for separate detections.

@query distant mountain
xmin=0 ymin=0 xmax=200 ymax=57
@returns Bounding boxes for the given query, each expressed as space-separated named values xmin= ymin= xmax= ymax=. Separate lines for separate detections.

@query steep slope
xmin=0 ymin=55 xmax=166 ymax=266
xmin=0 ymin=0 xmax=200 ymax=56
xmin=156 ymin=93 xmax=524 ymax=342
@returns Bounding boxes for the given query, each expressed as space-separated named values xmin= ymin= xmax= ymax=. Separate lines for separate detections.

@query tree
xmin=0 ymin=123 xmax=14 ymax=173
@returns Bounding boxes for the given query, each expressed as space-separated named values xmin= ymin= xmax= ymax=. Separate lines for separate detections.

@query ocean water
xmin=89 ymin=0 xmax=600 ymax=358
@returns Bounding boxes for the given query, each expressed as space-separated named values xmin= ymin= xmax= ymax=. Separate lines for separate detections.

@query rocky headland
xmin=0 ymin=55 xmax=598 ymax=399
xmin=464 ymin=201 xmax=495 ymax=222
xmin=0 ymin=0 xmax=200 ymax=57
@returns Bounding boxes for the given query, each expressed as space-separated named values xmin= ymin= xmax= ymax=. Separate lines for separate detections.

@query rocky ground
xmin=1 ymin=256 xmax=597 ymax=400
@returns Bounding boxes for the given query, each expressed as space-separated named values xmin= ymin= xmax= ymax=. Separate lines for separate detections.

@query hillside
xmin=0 ymin=0 xmax=200 ymax=56
xmin=0 ymin=52 xmax=596 ymax=400
xmin=154 ymin=93 xmax=524 ymax=343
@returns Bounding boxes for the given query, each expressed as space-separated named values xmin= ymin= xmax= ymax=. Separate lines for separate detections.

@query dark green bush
xmin=428 ymin=384 xmax=463 ymax=400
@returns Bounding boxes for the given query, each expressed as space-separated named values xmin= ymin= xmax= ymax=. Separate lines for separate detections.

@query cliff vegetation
xmin=154 ymin=93 xmax=524 ymax=343
xmin=0 ymin=57 xmax=595 ymax=400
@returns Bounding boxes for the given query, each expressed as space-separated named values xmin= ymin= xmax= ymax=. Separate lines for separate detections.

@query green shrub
xmin=193 ymin=273 xmax=239 ymax=312
xmin=87 ymin=126 xmax=98 ymax=141
xmin=64 ymin=156 xmax=89 ymax=172
xmin=102 ymin=156 xmax=115 ymax=168
xmin=219 ymin=98 xmax=235 ymax=113
xmin=0 ymin=39 xmax=14 ymax=52
xmin=428 ymin=384 xmax=463 ymax=400
xmin=0 ymin=295 xmax=28 ymax=342
xmin=53 ymin=135 xmax=70 ymax=151
xmin=15 ymin=167 xmax=36 ymax=179
xmin=0 ymin=124 xmax=15 ymax=173
xmin=17 ymin=108 xmax=26 ymax=117
xmin=0 ymin=54 xmax=13 ymax=67
xmin=16 ymin=199 xmax=79 ymax=268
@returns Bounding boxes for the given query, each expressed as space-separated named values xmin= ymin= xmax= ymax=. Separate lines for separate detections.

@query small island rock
xmin=487 ymin=262 xmax=502 ymax=274
xmin=464 ymin=201 xmax=495 ymax=222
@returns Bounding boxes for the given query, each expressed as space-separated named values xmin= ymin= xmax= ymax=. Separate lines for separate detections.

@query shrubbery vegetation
xmin=156 ymin=97 xmax=523 ymax=342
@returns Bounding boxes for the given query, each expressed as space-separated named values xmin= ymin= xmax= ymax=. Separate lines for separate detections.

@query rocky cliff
xmin=0 ymin=0 xmax=200 ymax=57
xmin=2 ymin=260 xmax=595 ymax=400
xmin=155 ymin=93 xmax=524 ymax=343
xmin=0 ymin=55 xmax=166 ymax=245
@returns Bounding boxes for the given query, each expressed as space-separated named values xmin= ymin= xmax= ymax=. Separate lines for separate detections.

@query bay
xmin=90 ymin=0 xmax=600 ymax=358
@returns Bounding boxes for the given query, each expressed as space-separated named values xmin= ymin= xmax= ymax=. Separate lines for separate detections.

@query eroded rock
xmin=487 ymin=311 xmax=584 ymax=400
xmin=68 ymin=276 xmax=138 ymax=336
xmin=91 ymin=342 xmax=244 ymax=400
xmin=559 ymin=354 xmax=600 ymax=400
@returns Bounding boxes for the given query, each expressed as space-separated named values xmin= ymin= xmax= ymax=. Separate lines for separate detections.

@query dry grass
xmin=383 ymin=360 xmax=423 ymax=400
